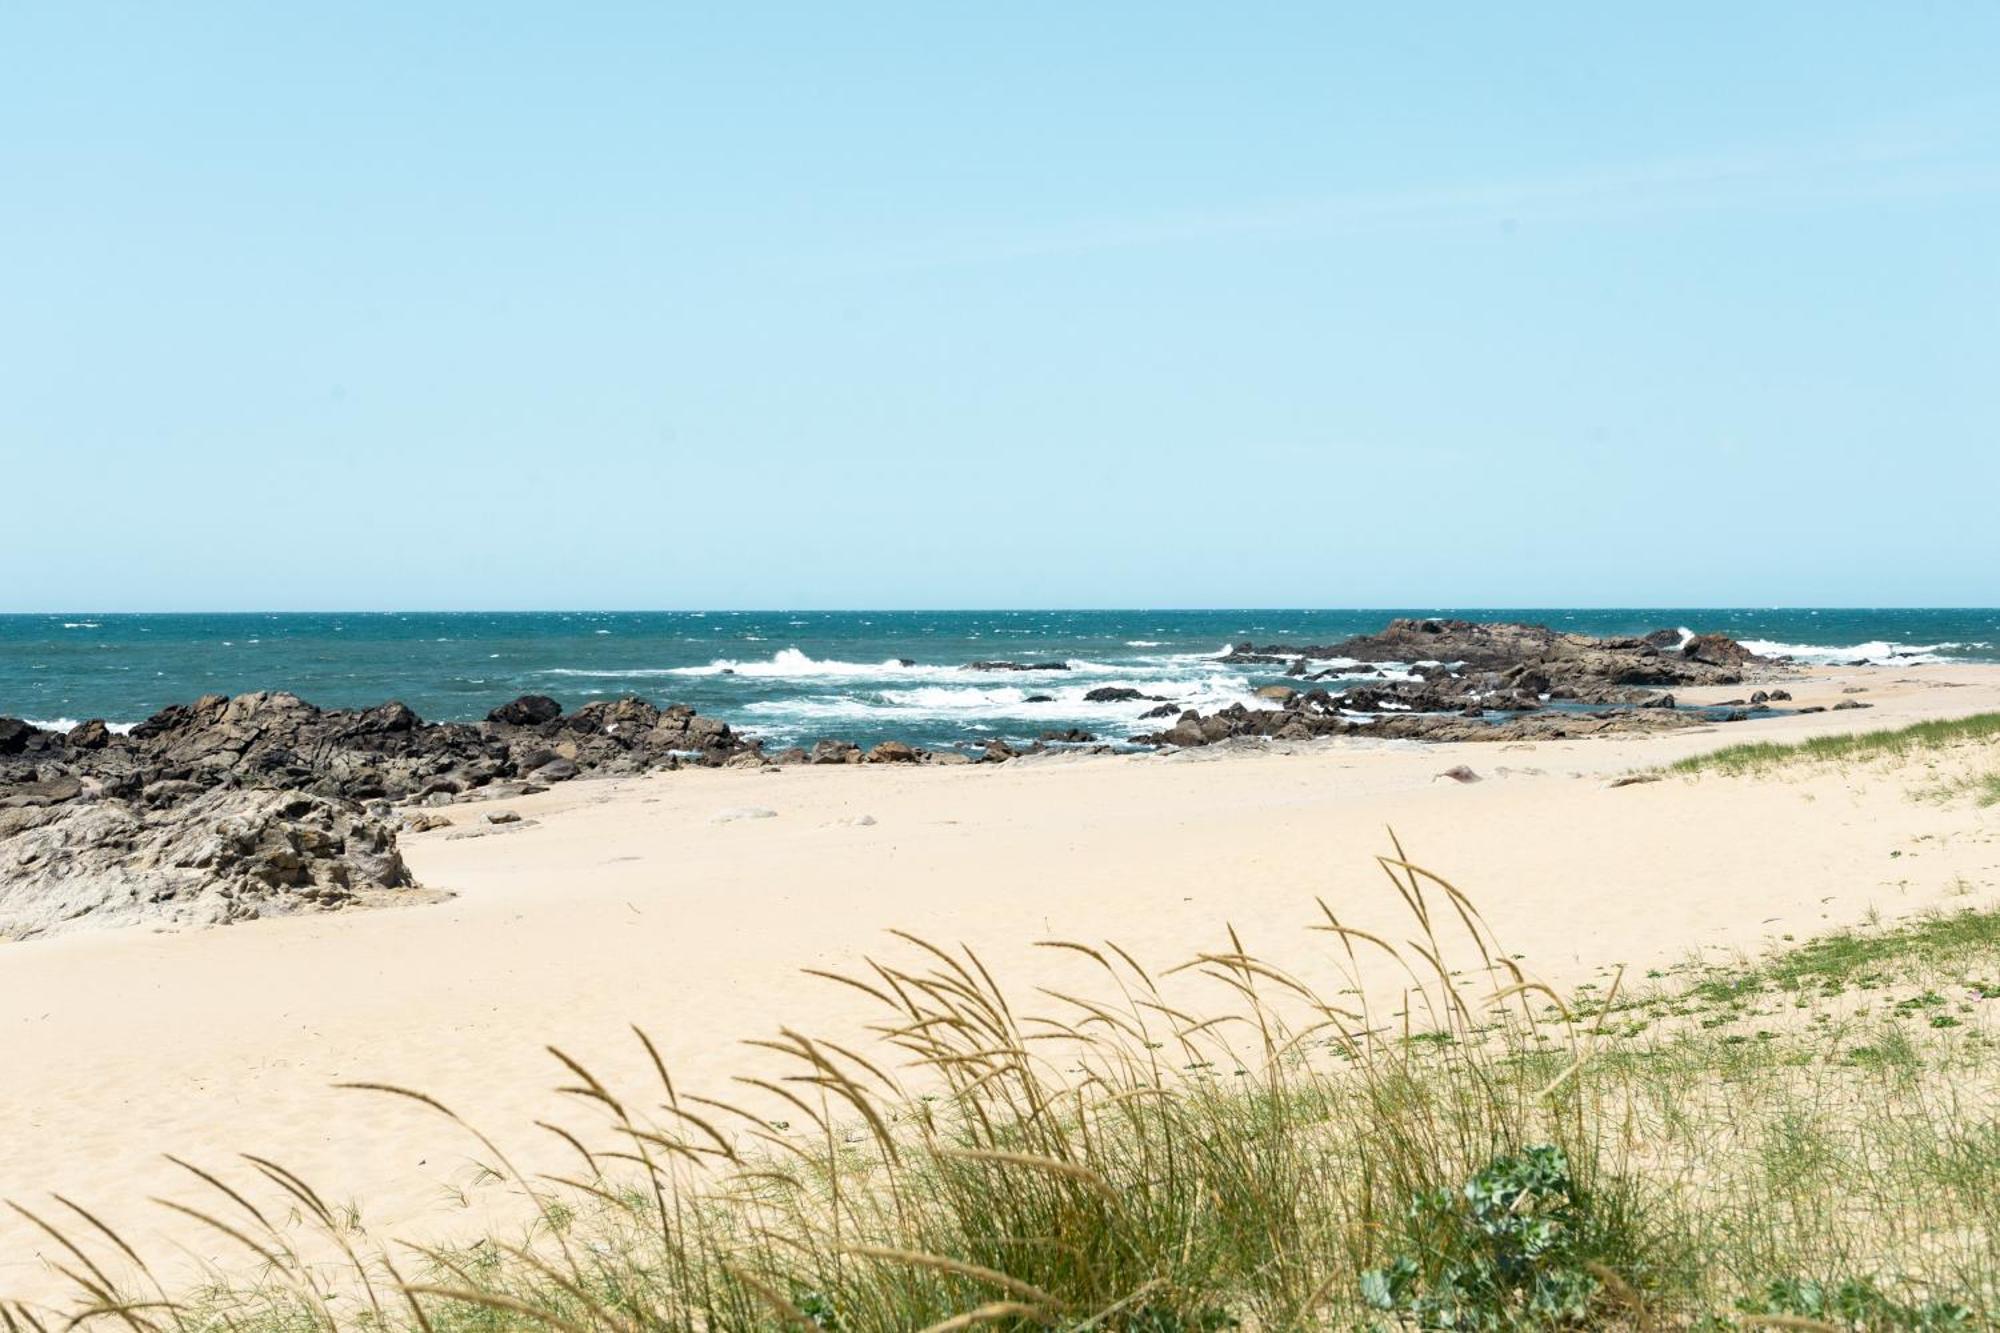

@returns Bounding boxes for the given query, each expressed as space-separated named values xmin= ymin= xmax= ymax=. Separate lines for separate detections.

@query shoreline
xmin=3 ymin=661 xmax=1999 ymax=1301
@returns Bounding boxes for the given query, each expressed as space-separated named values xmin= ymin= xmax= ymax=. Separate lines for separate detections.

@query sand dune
xmin=4 ymin=664 xmax=1999 ymax=1304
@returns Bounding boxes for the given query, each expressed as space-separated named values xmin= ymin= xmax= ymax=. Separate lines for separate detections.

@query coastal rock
xmin=864 ymin=741 xmax=919 ymax=764
xmin=0 ymin=787 xmax=409 ymax=941
xmin=809 ymin=739 xmax=863 ymax=765
xmin=0 ymin=719 xmax=41 ymax=757
xmin=489 ymin=695 xmax=564 ymax=726
xmin=965 ymin=661 xmax=1070 ymax=672
xmin=63 ymin=720 xmax=113 ymax=751
xmin=1038 ymin=728 xmax=1097 ymax=744
xmin=1083 ymin=686 xmax=1165 ymax=703
xmin=1681 ymin=633 xmax=1758 ymax=668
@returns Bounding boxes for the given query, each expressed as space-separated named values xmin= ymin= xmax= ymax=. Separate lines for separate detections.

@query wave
xmin=737 ymin=674 xmax=1275 ymax=735
xmin=1742 ymin=638 xmax=1969 ymax=666
xmin=24 ymin=718 xmax=137 ymax=735
xmin=539 ymin=648 xmax=1197 ymax=682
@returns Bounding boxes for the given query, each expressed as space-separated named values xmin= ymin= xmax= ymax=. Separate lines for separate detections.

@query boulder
xmin=488 ymin=695 xmax=564 ymax=727
xmin=63 ymin=719 xmax=113 ymax=750
xmin=1681 ymin=633 xmax=1759 ymax=668
xmin=0 ymin=719 xmax=41 ymax=756
xmin=809 ymin=739 xmax=863 ymax=765
xmin=864 ymin=741 xmax=920 ymax=764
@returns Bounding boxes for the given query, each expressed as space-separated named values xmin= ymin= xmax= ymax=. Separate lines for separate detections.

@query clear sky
xmin=5 ymin=4 xmax=1997 ymax=611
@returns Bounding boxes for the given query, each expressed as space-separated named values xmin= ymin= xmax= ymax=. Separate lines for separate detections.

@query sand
xmin=5 ymin=663 xmax=1999 ymax=1303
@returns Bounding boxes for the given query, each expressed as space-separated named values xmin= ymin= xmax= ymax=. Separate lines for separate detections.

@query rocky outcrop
xmin=1134 ymin=620 xmax=1777 ymax=752
xmin=0 ymin=691 xmax=766 ymax=938
xmin=0 ymin=786 xmax=410 ymax=940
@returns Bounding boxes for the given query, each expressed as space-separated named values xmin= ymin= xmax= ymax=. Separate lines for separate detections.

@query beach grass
xmin=1664 ymin=711 xmax=2000 ymax=779
xmin=8 ymin=848 xmax=1998 ymax=1332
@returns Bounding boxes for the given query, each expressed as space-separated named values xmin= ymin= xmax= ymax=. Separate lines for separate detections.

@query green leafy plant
xmin=1360 ymin=1145 xmax=1637 ymax=1329
xmin=1734 ymin=1275 xmax=1975 ymax=1330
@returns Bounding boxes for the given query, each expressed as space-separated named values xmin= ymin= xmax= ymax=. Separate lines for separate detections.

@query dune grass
xmin=6 ymin=846 xmax=1998 ymax=1332
xmin=1665 ymin=711 xmax=2000 ymax=779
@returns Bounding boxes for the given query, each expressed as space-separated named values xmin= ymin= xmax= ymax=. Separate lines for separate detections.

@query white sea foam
xmin=1124 ymin=640 xmax=1164 ymax=647
xmin=1741 ymin=639 xmax=1966 ymax=666
xmin=61 ymin=622 xmax=101 ymax=629
xmin=24 ymin=718 xmax=137 ymax=735
xmin=738 ymin=672 xmax=1273 ymax=736
xmin=538 ymin=648 xmax=1197 ymax=682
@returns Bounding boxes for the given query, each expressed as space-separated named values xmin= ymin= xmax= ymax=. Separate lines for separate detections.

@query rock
xmin=1024 ymin=694 xmax=1056 ymax=703
xmin=1749 ymin=691 xmax=1770 ymax=705
xmin=1638 ymin=693 xmax=1676 ymax=710
xmin=930 ymin=752 xmax=971 ymax=765
xmin=1139 ymin=702 xmax=1181 ymax=719
xmin=1436 ymin=765 xmax=1481 ymax=783
xmin=1768 ymin=689 xmax=1792 ymax=701
xmin=808 ymin=739 xmax=863 ymax=765
xmin=1037 ymin=729 xmax=1096 ymax=744
xmin=0 ymin=776 xmax=84 ymax=809
xmin=711 ymin=806 xmax=777 ymax=823
xmin=1607 ymin=773 xmax=1662 ymax=788
xmin=1681 ymin=633 xmax=1759 ymax=667
xmin=527 ymin=758 xmax=579 ymax=783
xmin=981 ymin=740 xmax=1017 ymax=763
xmin=1833 ymin=699 xmax=1872 ymax=711
xmin=1253 ymin=685 xmax=1297 ymax=703
xmin=63 ymin=719 xmax=113 ymax=750
xmin=1795 ymin=706 xmax=1826 ymax=715
xmin=484 ymin=809 xmax=522 ymax=825
xmin=0 ymin=787 xmax=410 ymax=941
xmin=1841 ymin=686 xmax=1869 ymax=694
xmin=772 ymin=747 xmax=810 ymax=765
xmin=0 ymin=719 xmax=39 ymax=756
xmin=964 ymin=661 xmax=1070 ymax=672
xmin=1083 ymin=687 xmax=1152 ymax=703
xmin=488 ymin=695 xmax=564 ymax=726
xmin=1285 ymin=658 xmax=1307 ymax=677
xmin=864 ymin=741 xmax=919 ymax=764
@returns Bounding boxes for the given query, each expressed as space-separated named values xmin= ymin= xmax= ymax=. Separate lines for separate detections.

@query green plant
xmin=1735 ymin=1274 xmax=1975 ymax=1330
xmin=1360 ymin=1145 xmax=1641 ymax=1329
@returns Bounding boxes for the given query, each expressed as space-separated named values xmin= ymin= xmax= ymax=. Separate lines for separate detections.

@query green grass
xmin=8 ymin=849 xmax=1999 ymax=1332
xmin=1666 ymin=711 xmax=2000 ymax=779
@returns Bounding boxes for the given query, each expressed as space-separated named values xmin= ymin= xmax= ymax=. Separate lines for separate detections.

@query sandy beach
xmin=5 ymin=662 xmax=1999 ymax=1302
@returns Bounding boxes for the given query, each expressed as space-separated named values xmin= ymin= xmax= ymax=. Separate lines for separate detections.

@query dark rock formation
xmin=1127 ymin=619 xmax=1779 ymax=751
xmin=0 ymin=691 xmax=765 ymax=938
xmin=1083 ymin=686 xmax=1168 ymax=703
xmin=488 ymin=694 xmax=563 ymax=726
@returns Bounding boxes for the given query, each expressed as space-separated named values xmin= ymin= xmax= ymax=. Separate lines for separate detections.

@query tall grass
xmin=6 ymin=843 xmax=1997 ymax=1331
xmin=1666 ymin=711 xmax=2000 ymax=778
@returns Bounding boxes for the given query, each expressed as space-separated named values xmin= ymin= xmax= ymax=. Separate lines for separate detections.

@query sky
xmin=4 ymin=4 xmax=1997 ymax=611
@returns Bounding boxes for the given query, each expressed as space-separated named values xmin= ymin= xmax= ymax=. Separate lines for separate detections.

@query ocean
xmin=3 ymin=609 xmax=1996 ymax=753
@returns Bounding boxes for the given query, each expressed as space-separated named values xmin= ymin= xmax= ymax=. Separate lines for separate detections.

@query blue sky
xmin=5 ymin=4 xmax=1997 ymax=610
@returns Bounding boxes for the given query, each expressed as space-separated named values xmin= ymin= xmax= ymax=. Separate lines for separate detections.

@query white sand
xmin=5 ymin=664 xmax=1999 ymax=1302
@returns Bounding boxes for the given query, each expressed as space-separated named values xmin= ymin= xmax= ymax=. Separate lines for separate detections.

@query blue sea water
xmin=2 ymin=610 xmax=1996 ymax=752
